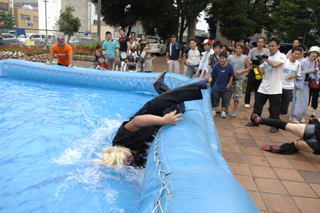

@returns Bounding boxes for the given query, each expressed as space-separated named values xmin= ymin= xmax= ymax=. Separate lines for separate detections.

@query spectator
xmin=243 ymin=40 xmax=251 ymax=55
xmin=209 ymin=41 xmax=222 ymax=70
xmin=130 ymin=32 xmax=138 ymax=49
xmin=102 ymin=31 xmax=119 ymax=70
xmin=207 ymin=51 xmax=235 ymax=118
xmin=193 ymin=39 xmax=214 ymax=78
xmin=138 ymin=34 xmax=148 ymax=72
xmin=245 ymin=37 xmax=269 ymax=108
xmin=231 ymin=50 xmax=236 ymax=55
xmin=143 ymin=53 xmax=156 ymax=73
xmin=246 ymin=37 xmax=286 ymax=133
xmin=298 ymin=45 xmax=307 ymax=61
xmin=229 ymin=40 xmax=236 ymax=51
xmin=94 ymin=44 xmax=103 ymax=68
xmin=228 ymin=42 xmax=250 ymax=118
xmin=119 ymin=28 xmax=131 ymax=63
xmin=96 ymin=55 xmax=109 ymax=70
xmin=166 ymin=35 xmax=182 ymax=74
xmin=289 ymin=46 xmax=319 ymax=123
xmin=184 ymin=38 xmax=203 ymax=78
xmin=279 ymin=46 xmax=302 ymax=120
xmin=48 ymin=35 xmax=73 ymax=67
xmin=309 ymin=54 xmax=320 ymax=117
xmin=286 ymin=39 xmax=300 ymax=58
xmin=222 ymin=45 xmax=230 ymax=58
xmin=265 ymin=43 xmax=269 ymax=49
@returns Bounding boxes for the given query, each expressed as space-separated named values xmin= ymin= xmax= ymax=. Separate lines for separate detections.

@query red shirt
xmin=96 ymin=63 xmax=109 ymax=70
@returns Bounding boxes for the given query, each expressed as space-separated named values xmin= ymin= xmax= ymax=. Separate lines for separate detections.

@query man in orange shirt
xmin=47 ymin=35 xmax=73 ymax=67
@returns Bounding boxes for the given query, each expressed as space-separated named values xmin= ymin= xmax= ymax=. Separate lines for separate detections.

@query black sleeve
xmin=185 ymin=47 xmax=191 ymax=54
xmin=126 ymin=37 xmax=130 ymax=42
xmin=166 ymin=44 xmax=169 ymax=53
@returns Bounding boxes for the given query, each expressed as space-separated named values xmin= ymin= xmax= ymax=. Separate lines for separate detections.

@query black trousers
xmin=132 ymin=83 xmax=202 ymax=118
xmin=280 ymin=89 xmax=293 ymax=115
xmin=245 ymin=69 xmax=262 ymax=104
xmin=309 ymin=88 xmax=320 ymax=109
xmin=252 ymin=92 xmax=281 ymax=122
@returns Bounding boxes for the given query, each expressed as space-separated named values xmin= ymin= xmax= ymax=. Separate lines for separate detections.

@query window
xmin=33 ymin=34 xmax=40 ymax=38
xmin=0 ymin=3 xmax=8 ymax=11
xmin=21 ymin=14 xmax=30 ymax=20
xmin=34 ymin=16 xmax=38 ymax=22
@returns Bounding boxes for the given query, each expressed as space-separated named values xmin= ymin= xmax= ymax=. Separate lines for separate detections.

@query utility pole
xmin=97 ymin=0 xmax=101 ymax=43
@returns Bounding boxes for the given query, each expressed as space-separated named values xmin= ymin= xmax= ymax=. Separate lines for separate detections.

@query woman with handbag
xmin=309 ymin=57 xmax=320 ymax=117
xmin=289 ymin=46 xmax=320 ymax=123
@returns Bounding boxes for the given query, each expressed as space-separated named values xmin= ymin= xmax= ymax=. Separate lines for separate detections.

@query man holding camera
xmin=246 ymin=37 xmax=286 ymax=133
xmin=245 ymin=37 xmax=269 ymax=108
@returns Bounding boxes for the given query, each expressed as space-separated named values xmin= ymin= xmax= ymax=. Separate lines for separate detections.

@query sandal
xmin=261 ymin=145 xmax=281 ymax=153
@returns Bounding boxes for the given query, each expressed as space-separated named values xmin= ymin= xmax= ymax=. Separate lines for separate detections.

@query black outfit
xmin=139 ymin=42 xmax=147 ymax=54
xmin=280 ymin=89 xmax=293 ymax=115
xmin=58 ymin=63 xmax=68 ymax=67
xmin=309 ymin=88 xmax=320 ymax=109
xmin=112 ymin=83 xmax=202 ymax=167
xmin=259 ymin=118 xmax=320 ymax=155
xmin=166 ymin=42 xmax=181 ymax=60
xmin=119 ymin=36 xmax=130 ymax=52
xmin=251 ymin=92 xmax=281 ymax=122
xmin=245 ymin=69 xmax=262 ymax=104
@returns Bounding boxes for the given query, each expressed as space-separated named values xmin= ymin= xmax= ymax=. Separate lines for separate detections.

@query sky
xmin=196 ymin=11 xmax=209 ymax=32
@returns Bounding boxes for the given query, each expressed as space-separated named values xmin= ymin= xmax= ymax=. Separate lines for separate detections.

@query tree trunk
xmin=127 ymin=24 xmax=132 ymax=37
xmin=186 ymin=16 xmax=196 ymax=47
xmin=178 ymin=16 xmax=185 ymax=44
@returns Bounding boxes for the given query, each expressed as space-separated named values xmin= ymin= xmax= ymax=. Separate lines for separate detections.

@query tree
xmin=55 ymin=6 xmax=81 ymax=42
xmin=0 ymin=10 xmax=15 ymax=29
xmin=265 ymin=0 xmax=320 ymax=47
xmin=206 ymin=0 xmax=270 ymax=40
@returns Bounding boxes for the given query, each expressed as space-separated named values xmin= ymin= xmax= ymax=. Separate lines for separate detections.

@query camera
xmin=255 ymin=55 xmax=263 ymax=60
xmin=252 ymin=59 xmax=261 ymax=66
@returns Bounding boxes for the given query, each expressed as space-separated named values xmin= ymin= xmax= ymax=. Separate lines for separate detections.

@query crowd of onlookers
xmin=46 ymin=31 xmax=319 ymax=133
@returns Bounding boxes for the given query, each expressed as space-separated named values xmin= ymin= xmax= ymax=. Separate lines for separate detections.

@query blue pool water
xmin=0 ymin=78 xmax=156 ymax=213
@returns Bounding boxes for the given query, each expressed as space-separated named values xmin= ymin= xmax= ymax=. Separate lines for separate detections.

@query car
xmin=1 ymin=30 xmax=16 ymax=35
xmin=69 ymin=37 xmax=96 ymax=45
xmin=249 ymin=40 xmax=293 ymax=54
xmin=0 ymin=33 xmax=17 ymax=46
xmin=146 ymin=36 xmax=167 ymax=55
xmin=17 ymin=33 xmax=44 ymax=45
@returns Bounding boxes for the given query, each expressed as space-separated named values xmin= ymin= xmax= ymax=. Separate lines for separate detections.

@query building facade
xmin=0 ymin=0 xmax=10 ymax=13
xmin=14 ymin=7 xmax=39 ymax=33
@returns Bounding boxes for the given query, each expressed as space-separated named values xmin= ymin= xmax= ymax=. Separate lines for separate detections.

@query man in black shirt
xmin=97 ymin=70 xmax=212 ymax=167
xmin=166 ymin=35 xmax=182 ymax=74
xmin=118 ymin=28 xmax=131 ymax=62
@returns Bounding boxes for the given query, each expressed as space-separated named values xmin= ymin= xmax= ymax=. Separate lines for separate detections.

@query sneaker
xmin=221 ymin=111 xmax=227 ymax=119
xmin=153 ymin=70 xmax=167 ymax=85
xmin=300 ymin=118 xmax=305 ymax=123
xmin=261 ymin=145 xmax=281 ymax=153
xmin=246 ymin=122 xmax=259 ymax=127
xmin=230 ymin=112 xmax=237 ymax=118
xmin=197 ymin=77 xmax=212 ymax=89
xmin=225 ymin=110 xmax=229 ymax=114
xmin=270 ymin=127 xmax=278 ymax=133
xmin=311 ymin=109 xmax=316 ymax=117
xmin=212 ymin=109 xmax=216 ymax=116
xmin=289 ymin=117 xmax=300 ymax=124
xmin=245 ymin=104 xmax=250 ymax=108
xmin=252 ymin=113 xmax=262 ymax=124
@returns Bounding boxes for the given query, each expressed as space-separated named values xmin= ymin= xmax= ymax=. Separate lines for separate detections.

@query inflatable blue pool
xmin=0 ymin=59 xmax=259 ymax=212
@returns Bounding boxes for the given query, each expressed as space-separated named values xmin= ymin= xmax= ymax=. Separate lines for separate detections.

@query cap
xmin=201 ymin=39 xmax=212 ymax=45
xmin=171 ymin=35 xmax=176 ymax=38
xmin=309 ymin=46 xmax=320 ymax=54
xmin=106 ymin=31 xmax=112 ymax=35
xmin=57 ymin=35 xmax=65 ymax=46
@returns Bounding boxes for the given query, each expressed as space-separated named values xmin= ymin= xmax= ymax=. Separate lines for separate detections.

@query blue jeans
xmin=140 ymin=60 xmax=145 ymax=72
xmin=186 ymin=65 xmax=198 ymax=78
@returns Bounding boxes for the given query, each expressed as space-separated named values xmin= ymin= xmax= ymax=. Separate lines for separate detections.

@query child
xmin=94 ymin=44 xmax=103 ymax=68
xmin=96 ymin=55 xmax=109 ymax=70
xmin=228 ymin=42 xmax=250 ymax=118
xmin=130 ymin=46 xmax=138 ymax=63
xmin=96 ymin=71 xmax=212 ymax=167
xmin=143 ymin=53 xmax=156 ymax=73
xmin=207 ymin=51 xmax=235 ymax=118
xmin=138 ymin=42 xmax=148 ymax=72
xmin=280 ymin=46 xmax=302 ymax=121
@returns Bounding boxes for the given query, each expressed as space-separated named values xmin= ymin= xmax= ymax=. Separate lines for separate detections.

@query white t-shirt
xmin=187 ymin=48 xmax=202 ymax=65
xmin=282 ymin=60 xmax=301 ymax=90
xmin=258 ymin=52 xmax=286 ymax=94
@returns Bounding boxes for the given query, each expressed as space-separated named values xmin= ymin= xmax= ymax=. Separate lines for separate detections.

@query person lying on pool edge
xmin=96 ymin=70 xmax=212 ymax=168
xmin=251 ymin=114 xmax=320 ymax=155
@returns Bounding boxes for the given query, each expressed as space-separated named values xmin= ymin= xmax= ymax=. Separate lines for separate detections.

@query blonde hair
xmin=96 ymin=146 xmax=132 ymax=168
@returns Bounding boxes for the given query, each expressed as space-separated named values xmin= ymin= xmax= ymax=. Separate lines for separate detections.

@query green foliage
xmin=265 ymin=0 xmax=320 ymax=47
xmin=207 ymin=0 xmax=270 ymax=39
xmin=56 ymin=6 xmax=81 ymax=38
xmin=0 ymin=9 xmax=15 ymax=29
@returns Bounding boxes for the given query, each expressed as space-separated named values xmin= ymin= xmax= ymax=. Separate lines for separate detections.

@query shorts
xmin=304 ymin=124 xmax=320 ymax=153
xmin=230 ymin=78 xmax=243 ymax=101
xmin=212 ymin=88 xmax=231 ymax=108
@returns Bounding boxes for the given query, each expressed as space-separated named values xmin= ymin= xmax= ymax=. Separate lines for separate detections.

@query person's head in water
xmin=96 ymin=146 xmax=134 ymax=167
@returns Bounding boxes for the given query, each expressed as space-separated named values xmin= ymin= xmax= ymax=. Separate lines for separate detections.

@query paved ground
xmin=153 ymin=55 xmax=320 ymax=213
